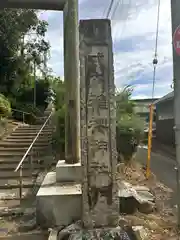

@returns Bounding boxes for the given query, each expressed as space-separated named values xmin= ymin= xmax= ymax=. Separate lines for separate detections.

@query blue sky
xmin=39 ymin=0 xmax=173 ymax=99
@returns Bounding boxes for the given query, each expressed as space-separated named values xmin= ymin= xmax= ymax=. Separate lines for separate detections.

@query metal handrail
xmin=11 ymin=108 xmax=37 ymax=123
xmin=14 ymin=111 xmax=53 ymax=173
xmin=11 ymin=108 xmax=37 ymax=117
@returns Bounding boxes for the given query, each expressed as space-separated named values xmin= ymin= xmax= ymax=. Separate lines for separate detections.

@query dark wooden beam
xmin=0 ymin=0 xmax=66 ymax=10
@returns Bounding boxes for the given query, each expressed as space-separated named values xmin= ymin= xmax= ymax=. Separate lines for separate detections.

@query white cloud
xmin=40 ymin=0 xmax=173 ymax=99
xmin=112 ymin=0 xmax=173 ymax=98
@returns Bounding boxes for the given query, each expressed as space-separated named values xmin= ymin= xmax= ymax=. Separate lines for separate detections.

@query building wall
xmin=156 ymin=99 xmax=175 ymax=146
xmin=133 ymin=100 xmax=157 ymax=115
xmin=133 ymin=99 xmax=157 ymax=124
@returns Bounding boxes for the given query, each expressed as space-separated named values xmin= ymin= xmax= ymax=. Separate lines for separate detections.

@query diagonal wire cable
xmin=106 ymin=0 xmax=116 ymax=18
xmin=112 ymin=0 xmax=132 ymax=43
xmin=111 ymin=0 xmax=123 ymax=20
xmin=151 ymin=0 xmax=161 ymax=99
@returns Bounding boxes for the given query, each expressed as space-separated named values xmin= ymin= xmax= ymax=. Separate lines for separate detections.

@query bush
xmin=0 ymin=94 xmax=11 ymax=118
xmin=11 ymin=102 xmax=43 ymax=124
xmin=52 ymin=106 xmax=65 ymax=159
xmin=49 ymin=76 xmax=65 ymax=159
xmin=116 ymin=114 xmax=144 ymax=163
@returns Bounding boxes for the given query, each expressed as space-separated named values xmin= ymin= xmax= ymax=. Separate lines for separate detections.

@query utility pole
xmin=171 ymin=0 xmax=180 ymax=229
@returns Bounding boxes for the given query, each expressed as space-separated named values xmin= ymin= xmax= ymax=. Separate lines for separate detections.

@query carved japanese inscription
xmin=86 ymin=53 xmax=111 ymax=190
xmin=80 ymin=19 xmax=118 ymax=228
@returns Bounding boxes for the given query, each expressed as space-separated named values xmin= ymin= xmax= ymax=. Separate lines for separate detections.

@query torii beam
xmin=0 ymin=0 xmax=65 ymax=10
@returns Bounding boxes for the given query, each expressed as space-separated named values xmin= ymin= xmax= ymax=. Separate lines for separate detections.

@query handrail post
xmin=29 ymin=151 xmax=33 ymax=171
xmin=19 ymin=165 xmax=23 ymax=201
xmin=23 ymin=112 xmax=25 ymax=124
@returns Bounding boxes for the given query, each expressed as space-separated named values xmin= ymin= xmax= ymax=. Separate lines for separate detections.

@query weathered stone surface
xmin=79 ymin=19 xmax=118 ymax=228
xmin=18 ymin=217 xmax=36 ymax=232
xmin=56 ymin=160 xmax=82 ymax=182
xmin=137 ymin=202 xmax=154 ymax=214
xmin=36 ymin=172 xmax=82 ymax=228
xmin=58 ymin=226 xmax=133 ymax=240
xmin=0 ymin=207 xmax=35 ymax=218
xmin=48 ymin=229 xmax=58 ymax=240
xmin=132 ymin=226 xmax=149 ymax=240
xmin=118 ymin=181 xmax=155 ymax=214
xmin=58 ymin=221 xmax=82 ymax=239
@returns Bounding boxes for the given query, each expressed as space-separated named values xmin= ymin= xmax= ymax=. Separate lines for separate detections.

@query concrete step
xmin=6 ymin=135 xmax=52 ymax=140
xmin=17 ymin=125 xmax=53 ymax=129
xmin=0 ymin=157 xmax=55 ymax=164
xmin=4 ymin=138 xmax=52 ymax=143
xmin=0 ymin=184 xmax=35 ymax=190
xmin=0 ymin=230 xmax=49 ymax=240
xmin=0 ymin=206 xmax=35 ymax=217
xmin=0 ymin=187 xmax=33 ymax=200
xmin=36 ymin=171 xmax=82 ymax=228
xmin=0 ymin=146 xmax=47 ymax=152
xmin=0 ymin=163 xmax=44 ymax=171
xmin=0 ymin=152 xmax=29 ymax=157
xmin=14 ymin=128 xmax=53 ymax=133
xmin=15 ymin=124 xmax=51 ymax=128
xmin=0 ymin=170 xmax=38 ymax=179
xmin=11 ymin=132 xmax=52 ymax=136
xmin=0 ymin=142 xmax=49 ymax=147
xmin=0 ymin=151 xmax=47 ymax=157
xmin=0 ymin=178 xmax=36 ymax=189
xmin=0 ymin=162 xmax=56 ymax=171
xmin=0 ymin=182 xmax=35 ymax=189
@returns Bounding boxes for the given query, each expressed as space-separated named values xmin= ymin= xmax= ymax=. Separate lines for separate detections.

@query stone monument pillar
xmin=63 ymin=0 xmax=80 ymax=164
xmin=80 ymin=19 xmax=119 ymax=228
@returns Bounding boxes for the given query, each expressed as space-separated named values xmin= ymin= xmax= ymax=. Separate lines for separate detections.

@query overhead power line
xmin=106 ymin=0 xmax=116 ymax=18
xmin=111 ymin=0 xmax=122 ymax=20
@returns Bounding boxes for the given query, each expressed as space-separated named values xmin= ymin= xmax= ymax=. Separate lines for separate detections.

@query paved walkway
xmin=136 ymin=144 xmax=177 ymax=205
xmin=152 ymin=139 xmax=176 ymax=160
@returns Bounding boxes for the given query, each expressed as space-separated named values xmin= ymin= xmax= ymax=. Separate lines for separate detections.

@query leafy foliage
xmin=116 ymin=85 xmax=135 ymax=117
xmin=0 ymin=9 xmax=50 ymax=121
xmin=0 ymin=94 xmax=11 ymax=118
xmin=116 ymin=86 xmax=144 ymax=162
xmin=49 ymin=77 xmax=65 ymax=158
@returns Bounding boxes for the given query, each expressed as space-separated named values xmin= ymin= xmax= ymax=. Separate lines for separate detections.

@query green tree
xmin=116 ymin=85 xmax=135 ymax=117
xmin=0 ymin=9 xmax=50 ymax=97
xmin=0 ymin=94 xmax=11 ymax=118
xmin=116 ymin=86 xmax=144 ymax=162
xmin=48 ymin=76 xmax=65 ymax=159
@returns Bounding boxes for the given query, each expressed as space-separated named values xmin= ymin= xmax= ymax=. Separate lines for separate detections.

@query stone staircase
xmin=0 ymin=123 xmax=54 ymax=204
xmin=0 ymin=110 xmax=56 ymax=239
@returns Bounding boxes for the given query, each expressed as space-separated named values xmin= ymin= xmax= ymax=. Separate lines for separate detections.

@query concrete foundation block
xmin=36 ymin=171 xmax=82 ymax=228
xmin=56 ymin=160 xmax=82 ymax=182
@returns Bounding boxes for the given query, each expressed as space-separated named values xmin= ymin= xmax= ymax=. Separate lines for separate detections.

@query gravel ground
xmin=117 ymin=161 xmax=179 ymax=240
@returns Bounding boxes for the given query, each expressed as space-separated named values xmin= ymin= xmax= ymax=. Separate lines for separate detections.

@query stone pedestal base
xmin=56 ymin=160 xmax=82 ymax=182
xmin=36 ymin=171 xmax=82 ymax=228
